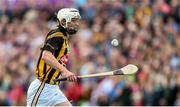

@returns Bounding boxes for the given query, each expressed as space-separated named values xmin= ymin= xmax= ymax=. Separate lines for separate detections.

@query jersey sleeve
xmin=42 ymin=37 xmax=64 ymax=54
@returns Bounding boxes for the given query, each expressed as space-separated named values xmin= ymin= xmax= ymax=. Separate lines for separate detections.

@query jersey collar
xmin=58 ymin=26 xmax=68 ymax=37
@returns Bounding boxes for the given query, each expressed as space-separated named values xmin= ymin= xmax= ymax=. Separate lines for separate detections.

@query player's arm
xmin=41 ymin=37 xmax=77 ymax=82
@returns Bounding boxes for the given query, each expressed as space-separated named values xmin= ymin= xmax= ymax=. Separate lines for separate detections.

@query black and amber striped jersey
xmin=36 ymin=26 xmax=69 ymax=85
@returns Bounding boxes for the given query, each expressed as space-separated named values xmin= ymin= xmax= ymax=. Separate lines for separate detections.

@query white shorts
xmin=26 ymin=79 xmax=69 ymax=106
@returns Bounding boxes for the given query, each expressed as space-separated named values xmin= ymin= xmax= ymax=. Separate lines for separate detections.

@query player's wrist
xmin=59 ymin=65 xmax=68 ymax=73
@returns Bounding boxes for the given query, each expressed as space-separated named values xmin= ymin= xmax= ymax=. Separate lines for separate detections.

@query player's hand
xmin=62 ymin=70 xmax=77 ymax=82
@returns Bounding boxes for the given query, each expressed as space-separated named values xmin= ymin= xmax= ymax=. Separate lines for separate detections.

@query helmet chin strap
xmin=60 ymin=22 xmax=67 ymax=28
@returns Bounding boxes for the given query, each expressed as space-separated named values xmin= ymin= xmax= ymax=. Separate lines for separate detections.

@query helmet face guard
xmin=57 ymin=8 xmax=81 ymax=35
xmin=66 ymin=25 xmax=78 ymax=35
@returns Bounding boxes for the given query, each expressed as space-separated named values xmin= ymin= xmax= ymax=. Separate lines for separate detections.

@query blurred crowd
xmin=0 ymin=0 xmax=180 ymax=106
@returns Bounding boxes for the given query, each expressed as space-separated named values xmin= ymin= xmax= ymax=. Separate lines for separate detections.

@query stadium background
xmin=0 ymin=0 xmax=180 ymax=106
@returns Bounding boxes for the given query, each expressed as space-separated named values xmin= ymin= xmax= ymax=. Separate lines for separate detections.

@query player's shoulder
xmin=47 ymin=28 xmax=65 ymax=39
